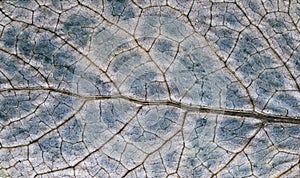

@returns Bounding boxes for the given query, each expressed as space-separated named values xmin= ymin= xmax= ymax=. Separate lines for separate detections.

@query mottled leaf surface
xmin=0 ymin=0 xmax=299 ymax=177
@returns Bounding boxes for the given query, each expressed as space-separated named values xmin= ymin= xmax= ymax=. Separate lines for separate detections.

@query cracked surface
xmin=0 ymin=0 xmax=299 ymax=177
